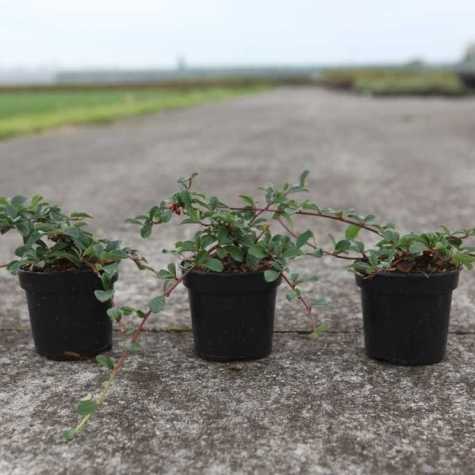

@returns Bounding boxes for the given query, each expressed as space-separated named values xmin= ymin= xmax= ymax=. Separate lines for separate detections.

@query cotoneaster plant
xmin=329 ymin=226 xmax=475 ymax=275
xmin=129 ymin=172 xmax=328 ymax=314
xmin=0 ymin=195 xmax=160 ymax=440
xmin=0 ymin=195 xmax=152 ymax=294
xmin=326 ymin=223 xmax=475 ymax=366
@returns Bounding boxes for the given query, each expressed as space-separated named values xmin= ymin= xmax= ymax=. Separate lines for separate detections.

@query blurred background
xmin=1 ymin=0 xmax=475 ymax=140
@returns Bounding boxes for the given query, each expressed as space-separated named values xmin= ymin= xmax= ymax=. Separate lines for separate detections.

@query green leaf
xmin=227 ymin=246 xmax=243 ymax=262
xmin=312 ymin=248 xmax=324 ymax=258
xmin=63 ymin=429 xmax=76 ymax=442
xmin=345 ymin=224 xmax=361 ymax=240
xmin=296 ymin=230 xmax=313 ymax=248
xmin=204 ymin=258 xmax=224 ymax=272
xmin=140 ymin=222 xmax=152 ymax=239
xmin=248 ymin=245 xmax=267 ymax=259
xmin=334 ymin=240 xmax=351 ymax=253
xmin=409 ymin=242 xmax=427 ymax=255
xmin=94 ymin=289 xmax=114 ymax=303
xmin=310 ymin=323 xmax=328 ymax=339
xmin=107 ymin=307 xmax=122 ymax=320
xmin=240 ymin=195 xmax=255 ymax=207
xmin=30 ymin=195 xmax=43 ymax=207
xmin=158 ymin=269 xmax=174 ymax=279
xmin=70 ymin=212 xmax=93 ymax=220
xmin=299 ymin=170 xmax=310 ymax=188
xmin=176 ymin=240 xmax=195 ymax=252
xmin=6 ymin=260 xmax=22 ymax=274
xmin=286 ymin=290 xmax=298 ymax=302
xmin=264 ymin=270 xmax=280 ymax=282
xmin=129 ymin=341 xmax=141 ymax=353
xmin=216 ymin=248 xmax=228 ymax=259
xmin=78 ymin=399 xmax=97 ymax=416
xmin=217 ymin=228 xmax=232 ymax=245
xmin=200 ymin=235 xmax=216 ymax=249
xmin=351 ymin=240 xmax=365 ymax=254
xmin=453 ymin=253 xmax=475 ymax=269
xmin=312 ymin=296 xmax=329 ymax=306
xmin=11 ymin=195 xmax=27 ymax=208
xmin=149 ymin=295 xmax=166 ymax=314
xmin=353 ymin=261 xmax=374 ymax=275
xmin=383 ymin=230 xmax=399 ymax=242
xmin=102 ymin=263 xmax=119 ymax=277
xmin=167 ymin=263 xmax=177 ymax=278
xmin=96 ymin=355 xmax=115 ymax=369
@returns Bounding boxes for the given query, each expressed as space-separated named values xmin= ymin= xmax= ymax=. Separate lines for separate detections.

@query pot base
xmin=36 ymin=343 xmax=112 ymax=361
xmin=367 ymin=351 xmax=445 ymax=367
xmin=195 ymin=348 xmax=271 ymax=362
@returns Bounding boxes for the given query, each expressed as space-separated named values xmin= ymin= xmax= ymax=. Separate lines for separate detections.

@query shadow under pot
xmin=19 ymin=270 xmax=113 ymax=361
xmin=183 ymin=270 xmax=281 ymax=362
xmin=356 ymin=270 xmax=459 ymax=366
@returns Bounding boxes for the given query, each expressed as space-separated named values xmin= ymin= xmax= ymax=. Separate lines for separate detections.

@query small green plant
xmin=129 ymin=171 xmax=325 ymax=313
xmin=0 ymin=195 xmax=152 ymax=298
xmin=0 ymin=195 xmax=160 ymax=441
xmin=327 ymin=224 xmax=475 ymax=275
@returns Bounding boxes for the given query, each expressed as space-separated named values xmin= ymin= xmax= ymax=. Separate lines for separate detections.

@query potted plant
xmin=128 ymin=172 xmax=321 ymax=361
xmin=0 ymin=195 xmax=150 ymax=361
xmin=329 ymin=224 xmax=475 ymax=365
xmin=63 ymin=172 xmax=325 ymax=440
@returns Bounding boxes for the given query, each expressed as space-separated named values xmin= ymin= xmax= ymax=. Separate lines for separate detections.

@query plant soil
xmin=22 ymin=261 xmax=93 ymax=273
xmin=363 ymin=250 xmax=460 ymax=275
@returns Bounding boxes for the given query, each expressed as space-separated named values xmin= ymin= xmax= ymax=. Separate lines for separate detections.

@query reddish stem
xmin=232 ymin=206 xmax=383 ymax=236
xmin=164 ymin=275 xmax=186 ymax=297
xmin=248 ymin=201 xmax=274 ymax=226
xmin=281 ymin=272 xmax=312 ymax=316
xmin=277 ymin=218 xmax=361 ymax=261
xmin=112 ymin=309 xmax=152 ymax=374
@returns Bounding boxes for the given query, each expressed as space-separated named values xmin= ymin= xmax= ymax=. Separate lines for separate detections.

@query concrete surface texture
xmin=0 ymin=87 xmax=474 ymax=474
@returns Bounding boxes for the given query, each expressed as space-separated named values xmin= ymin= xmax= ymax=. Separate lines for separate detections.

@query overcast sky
xmin=1 ymin=0 xmax=474 ymax=69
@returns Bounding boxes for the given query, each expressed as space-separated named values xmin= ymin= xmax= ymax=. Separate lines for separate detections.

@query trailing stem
xmin=276 ymin=218 xmax=362 ymax=261
xmin=281 ymin=272 xmax=312 ymax=315
xmin=65 ymin=272 xmax=190 ymax=442
xmin=65 ymin=309 xmax=153 ymax=441
xmin=230 ymin=206 xmax=384 ymax=237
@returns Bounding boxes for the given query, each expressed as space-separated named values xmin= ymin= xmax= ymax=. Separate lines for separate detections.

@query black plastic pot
xmin=183 ymin=270 xmax=281 ymax=361
xmin=356 ymin=271 xmax=459 ymax=366
xmin=19 ymin=270 xmax=113 ymax=361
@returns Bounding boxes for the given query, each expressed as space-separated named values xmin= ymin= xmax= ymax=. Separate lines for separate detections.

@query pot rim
xmin=181 ymin=262 xmax=275 ymax=278
xmin=17 ymin=268 xmax=96 ymax=277
xmin=357 ymin=269 xmax=460 ymax=280
xmin=186 ymin=269 xmax=272 ymax=277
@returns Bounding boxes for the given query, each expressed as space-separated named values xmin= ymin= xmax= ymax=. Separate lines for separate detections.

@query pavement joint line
xmin=1 ymin=328 xmax=474 ymax=335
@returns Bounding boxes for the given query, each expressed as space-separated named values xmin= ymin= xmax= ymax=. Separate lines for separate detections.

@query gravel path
xmin=1 ymin=88 xmax=474 ymax=474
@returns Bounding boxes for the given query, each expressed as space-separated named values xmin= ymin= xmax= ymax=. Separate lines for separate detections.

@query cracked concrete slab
xmin=0 ymin=331 xmax=474 ymax=475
